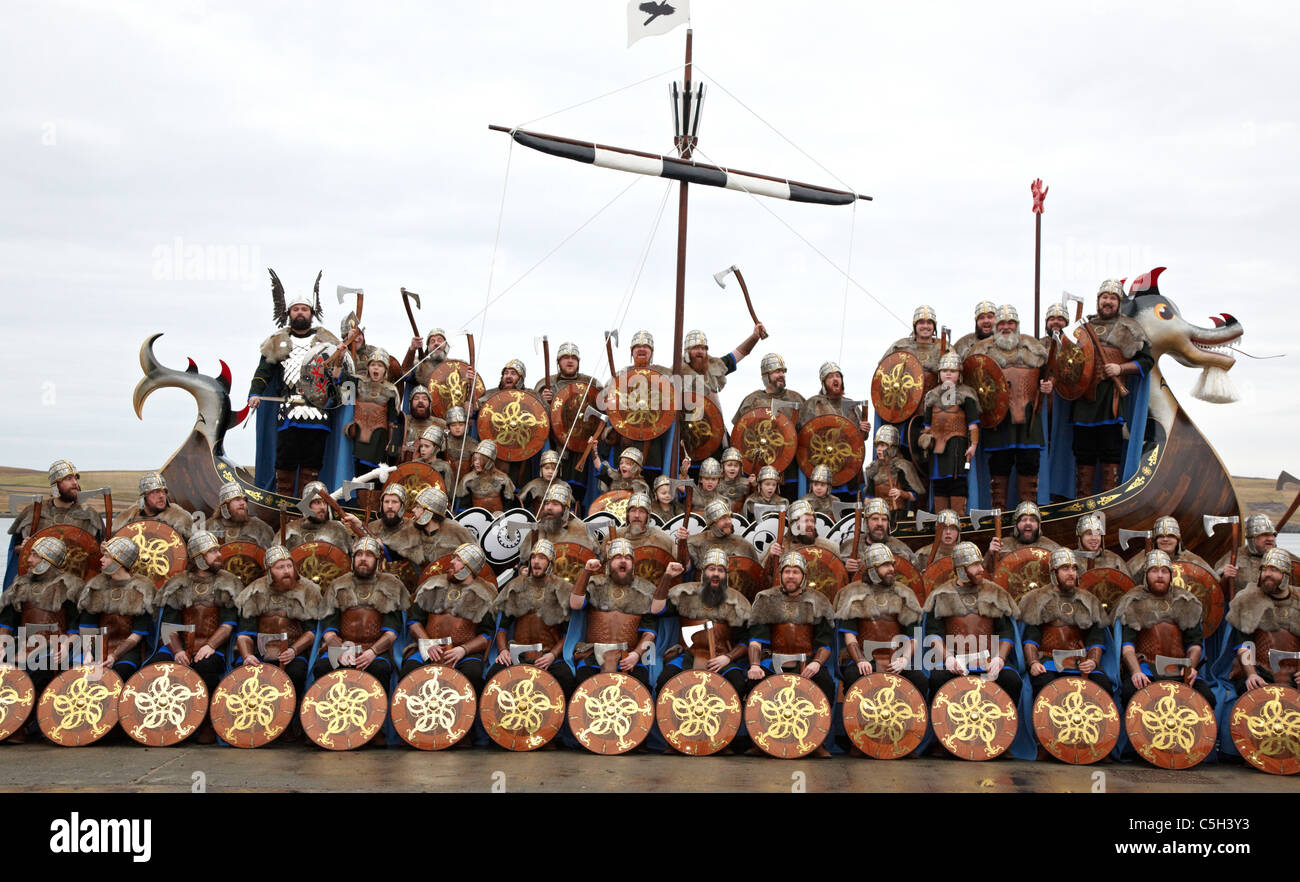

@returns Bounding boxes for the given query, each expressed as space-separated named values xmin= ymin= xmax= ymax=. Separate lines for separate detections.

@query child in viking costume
xmin=346 ymin=348 xmax=400 ymax=477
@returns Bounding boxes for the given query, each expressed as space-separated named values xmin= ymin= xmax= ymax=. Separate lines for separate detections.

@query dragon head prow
xmin=133 ymin=333 xmax=242 ymax=452
xmin=1123 ymin=268 xmax=1241 ymax=403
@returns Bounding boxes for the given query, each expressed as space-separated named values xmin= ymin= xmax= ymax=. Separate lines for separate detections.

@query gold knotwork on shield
xmin=301 ymin=677 xmax=386 ymax=749
xmin=742 ymin=418 xmax=788 ymax=467
xmin=298 ymin=552 xmax=345 ymax=588
xmin=1128 ymin=683 xmax=1216 ymax=757
xmin=45 ymin=668 xmax=120 ymax=741
xmin=934 ymin=683 xmax=1017 ymax=758
xmin=577 ymin=682 xmax=645 ymax=752
xmin=218 ymin=669 xmax=294 ymax=737
xmin=485 ymin=393 xmax=545 ymax=449
xmin=667 ymin=677 xmax=735 ymax=744
xmin=1038 ymin=679 xmax=1117 ymax=747
xmin=876 ymin=361 xmax=921 ymax=412
xmin=1058 ymin=344 xmax=1087 ymax=384
xmin=854 ymin=679 xmax=924 ymax=746
xmin=1231 ymin=686 xmax=1300 ymax=771
xmin=432 ymin=371 xmax=468 ymax=408
xmin=123 ymin=522 xmax=184 ymax=580
xmin=485 ymin=670 xmax=564 ymax=738
xmin=754 ymin=683 xmax=820 ymax=753
xmin=808 ymin=427 xmax=853 ymax=473
xmin=395 ymin=670 xmax=475 ymax=742
xmin=123 ymin=665 xmax=203 ymax=741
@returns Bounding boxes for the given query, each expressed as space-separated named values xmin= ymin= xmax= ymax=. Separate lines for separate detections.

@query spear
xmin=1031 ymin=179 xmax=1048 ymax=334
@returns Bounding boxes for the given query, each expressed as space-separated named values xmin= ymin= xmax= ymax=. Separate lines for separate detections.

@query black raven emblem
xmin=640 ymin=2 xmax=675 ymax=26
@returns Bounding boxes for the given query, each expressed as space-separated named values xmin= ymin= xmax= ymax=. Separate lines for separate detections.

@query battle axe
xmin=337 ymin=285 xmax=364 ymax=324
xmin=1205 ymin=513 xmax=1240 ymax=599
xmin=400 ymin=287 xmax=421 ymax=339
xmin=1061 ymin=290 xmax=1085 ymax=323
xmin=712 ymin=265 xmax=768 ymax=339
xmin=573 ymin=406 xmax=609 ymax=474
xmin=1275 ymin=470 xmax=1300 ymax=531
xmin=1117 ymin=529 xmax=1152 ymax=553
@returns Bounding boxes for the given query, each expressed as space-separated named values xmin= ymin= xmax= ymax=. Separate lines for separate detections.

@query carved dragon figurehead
xmin=133 ymin=333 xmax=248 ymax=457
xmin=1122 ymin=267 xmax=1243 ymax=420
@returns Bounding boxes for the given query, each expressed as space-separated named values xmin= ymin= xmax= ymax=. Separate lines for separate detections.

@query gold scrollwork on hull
xmin=124 ymin=665 xmax=202 ymax=739
xmin=1038 ymin=679 xmax=1117 ymax=747
xmin=44 ymin=669 xmax=120 ymax=741
xmin=302 ymin=678 xmax=385 ymax=748
xmin=754 ymin=684 xmax=821 ymax=753
xmin=1232 ymin=687 xmax=1300 ymax=761
xmin=394 ymin=672 xmax=475 ymax=741
xmin=808 ymin=428 xmax=853 ymax=473
xmin=741 ymin=419 xmax=788 ymax=467
xmin=217 ymin=670 xmax=294 ymax=737
xmin=875 ymin=363 xmax=921 ymax=412
xmin=485 ymin=670 xmax=563 ymax=735
xmin=1127 ymin=684 xmax=1215 ymax=755
xmin=853 ymin=680 xmax=924 ymax=746
xmin=935 ymin=685 xmax=1016 ymax=758
xmin=486 ymin=394 xmax=545 ymax=449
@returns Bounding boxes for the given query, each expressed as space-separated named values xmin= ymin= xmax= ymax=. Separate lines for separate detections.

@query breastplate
xmin=513 ymin=612 xmax=560 ymax=654
xmin=857 ymin=616 xmax=902 ymax=665
xmin=1040 ymin=623 xmax=1085 ymax=653
xmin=1253 ymin=628 xmax=1300 ymax=678
xmin=352 ymin=400 xmax=389 ymax=444
xmin=681 ymin=616 xmax=732 ymax=664
xmin=930 ymin=406 xmax=968 ymax=454
xmin=256 ymin=614 xmax=305 ymax=656
xmin=945 ymin=613 xmax=994 ymax=637
xmin=1135 ymin=621 xmax=1183 ymax=667
xmin=99 ymin=613 xmax=135 ymax=657
xmin=182 ymin=605 xmax=222 ymax=654
xmin=21 ymin=605 xmax=66 ymax=632
xmin=341 ymin=607 xmax=384 ymax=648
xmin=769 ymin=623 xmax=814 ymax=656
xmin=585 ymin=609 xmax=641 ymax=648
xmin=424 ymin=613 xmax=478 ymax=647
xmin=1003 ymin=365 xmax=1038 ymax=424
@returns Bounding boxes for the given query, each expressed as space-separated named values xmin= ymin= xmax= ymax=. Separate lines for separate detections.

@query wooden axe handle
xmin=401 ymin=289 xmax=420 ymax=339
xmin=605 ymin=336 xmax=617 ymax=378
xmin=733 ymin=269 xmax=767 ymax=339
xmin=1222 ymin=520 xmax=1240 ymax=600
xmin=103 ymin=493 xmax=112 ymax=537
xmin=1277 ymin=486 xmax=1300 ymax=532
xmin=319 ymin=490 xmax=364 ymax=537
xmin=677 ymin=487 xmax=694 ymax=563
xmin=543 ymin=338 xmax=551 ymax=389
xmin=574 ymin=434 xmax=600 ymax=474
xmin=851 ymin=507 xmax=863 ymax=561
xmin=31 ymin=498 xmax=43 ymax=537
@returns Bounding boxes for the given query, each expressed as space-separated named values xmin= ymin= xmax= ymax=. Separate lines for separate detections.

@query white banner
xmin=627 ymin=0 xmax=690 ymax=47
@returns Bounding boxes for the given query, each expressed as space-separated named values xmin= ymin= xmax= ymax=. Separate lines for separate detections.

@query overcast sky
xmin=2 ymin=1 xmax=1296 ymax=483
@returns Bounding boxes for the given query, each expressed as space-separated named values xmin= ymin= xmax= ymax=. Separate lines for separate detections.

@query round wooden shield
xmin=17 ymin=525 xmax=102 ymax=580
xmin=1229 ymin=684 xmax=1300 ymax=775
xmin=682 ymin=395 xmax=725 ymax=462
xmin=656 ymin=669 xmax=742 ymax=756
xmin=1078 ymin=566 xmax=1134 ymax=621
xmin=871 ymin=351 xmax=926 ymax=423
xmin=1171 ymin=560 xmax=1226 ymax=637
xmin=0 ymin=666 xmax=36 ymax=741
xmin=383 ymin=556 xmax=421 ymax=592
xmin=290 ymin=541 xmax=351 ymax=590
xmin=37 ymin=666 xmax=124 ymax=746
xmin=387 ymin=461 xmax=446 ymax=514
xmin=633 ymin=544 xmax=676 ymax=585
xmin=744 ymin=673 xmax=832 ymax=758
xmin=962 ymin=353 xmax=1010 ymax=429
xmin=1032 ymin=676 xmax=1120 ymax=765
xmin=549 ymin=541 xmax=598 ymax=584
xmin=477 ymin=389 xmax=551 ymax=462
xmin=1050 ymin=331 xmax=1095 ymax=402
xmin=219 ymin=540 xmax=266 ymax=586
xmin=390 ymin=664 xmax=477 ymax=750
xmin=113 ymin=521 xmax=187 ymax=588
xmin=300 ymin=668 xmax=388 ymax=750
xmin=427 ymin=359 xmax=487 ymax=419
xmin=920 ymin=556 xmax=955 ymax=606
xmin=211 ymin=663 xmax=296 ymax=747
xmin=590 ymin=490 xmax=633 ymax=522
xmin=606 ymin=367 xmax=679 ymax=441
xmin=727 ymin=556 xmax=767 ymax=601
xmin=796 ymin=414 xmax=865 ymax=486
xmin=798 ymin=545 xmax=849 ymax=601
xmin=843 ymin=672 xmax=928 ymax=759
xmin=119 ymin=662 xmax=210 ymax=746
xmin=1124 ymin=680 xmax=1217 ymax=769
xmin=568 ymin=671 xmax=655 ymax=755
xmin=550 ymin=381 xmax=602 ymax=452
xmin=480 ymin=665 xmax=567 ymax=751
xmin=931 ymin=676 xmax=1018 ymax=760
xmin=892 ymin=556 xmax=924 ymax=603
xmin=733 ymin=407 xmax=797 ymax=474
xmin=993 ymin=546 xmax=1053 ymax=603
xmin=418 ymin=554 xmax=495 ymax=585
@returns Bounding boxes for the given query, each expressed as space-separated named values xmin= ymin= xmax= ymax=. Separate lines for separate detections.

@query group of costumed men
xmin=5 ymin=451 xmax=1295 ymax=762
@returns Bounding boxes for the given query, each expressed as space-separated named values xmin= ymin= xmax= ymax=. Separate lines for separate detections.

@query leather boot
xmin=933 ymin=495 xmax=950 ymax=514
xmin=1075 ymin=464 xmax=1095 ymax=499
xmin=275 ymin=469 xmax=296 ymax=497
xmin=299 ymin=467 xmax=320 ymax=497
xmin=1017 ymin=474 xmax=1038 ymax=508
xmin=989 ymin=474 xmax=1009 ymax=511
xmin=1100 ymin=463 xmax=1120 ymax=492
xmin=950 ymin=496 xmax=967 ymax=517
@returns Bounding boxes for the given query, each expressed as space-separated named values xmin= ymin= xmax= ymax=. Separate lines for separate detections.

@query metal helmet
xmin=937 ymin=351 xmax=962 ymax=373
xmin=48 ymin=459 xmax=78 ymax=485
xmin=912 ymin=305 xmax=937 ymax=328
xmin=720 ymin=447 xmax=742 ymax=465
xmin=475 ymin=440 xmax=498 ymax=462
xmin=1246 ymin=514 xmax=1277 ymax=539
xmin=607 ymin=537 xmax=634 ymax=559
xmin=218 ymin=481 xmax=245 ymax=507
xmin=779 ymin=551 xmax=807 ymax=573
xmin=936 ymin=509 xmax=961 ymax=529
xmin=819 ymin=361 xmax=842 ymax=384
xmin=409 ymin=386 xmax=432 ymax=403
xmin=454 ymin=543 xmax=487 ymax=574
xmin=29 ymin=535 xmax=68 ymax=576
xmin=139 ymin=471 xmax=167 ymax=495
xmin=367 ymin=348 xmax=391 ymax=367
xmin=420 ymin=425 xmax=446 ymax=449
xmin=445 ymin=406 xmax=467 ymax=425
xmin=102 ymin=536 xmax=140 ymax=573
xmin=503 ymin=359 xmax=527 ymax=384
xmin=702 ymin=548 xmax=729 ymax=570
xmin=1045 ymin=303 xmax=1069 ymax=322
xmin=618 ymin=447 xmax=644 ymax=468
xmin=760 ymin=353 xmax=786 ymax=377
xmin=556 ymin=341 xmax=580 ymax=360
xmin=1049 ymin=548 xmax=1077 ymax=572
xmin=1143 ymin=549 xmax=1173 ymax=574
xmin=704 ymin=498 xmax=732 ymax=525
xmin=756 ymin=465 xmax=780 ymax=484
xmin=1076 ymin=514 xmax=1104 ymax=537
xmin=187 ymin=531 xmax=220 ymax=570
xmin=973 ymin=300 xmax=997 ymax=320
xmin=543 ymin=482 xmax=572 ymax=507
xmin=630 ymin=329 xmax=655 ymax=350
xmin=683 ymin=329 xmax=708 ymax=351
xmin=875 ymin=425 xmax=900 ymax=447
xmin=653 ymin=475 xmax=673 ymax=491
xmin=352 ymin=536 xmax=384 ymax=558
xmin=340 ymin=311 xmax=360 ymax=336
xmin=865 ymin=542 xmax=895 ymax=569
xmin=863 ymin=498 xmax=890 ymax=519
xmin=539 ymin=450 xmax=560 ymax=468
xmin=264 ymin=545 xmax=293 ymax=569
xmin=1097 ymin=279 xmax=1125 ymax=301
xmin=627 ymin=492 xmax=651 ymax=513
xmin=530 ymin=539 xmax=555 ymax=562
xmin=413 ymin=486 xmax=449 ymax=526
xmin=810 ymin=465 xmax=833 ymax=485
xmin=426 ymin=327 xmax=448 ymax=345
xmin=380 ymin=483 xmax=406 ymax=513
xmin=995 ymin=304 xmax=1019 ymax=324
xmin=951 ymin=541 xmax=982 ymax=582
xmin=1014 ymin=500 xmax=1042 ymax=523
xmin=699 ymin=458 xmax=723 ymax=479
xmin=1152 ymin=516 xmax=1180 ymax=539
xmin=301 ymin=480 xmax=329 ymax=508
xmin=1261 ymin=548 xmax=1293 ymax=581
xmin=788 ymin=499 xmax=814 ymax=523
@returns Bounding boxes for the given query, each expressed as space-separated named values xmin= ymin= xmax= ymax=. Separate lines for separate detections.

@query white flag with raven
xmin=627 ymin=0 xmax=690 ymax=47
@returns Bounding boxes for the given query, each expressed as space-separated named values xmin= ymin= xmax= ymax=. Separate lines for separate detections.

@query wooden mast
xmin=669 ymin=29 xmax=694 ymax=478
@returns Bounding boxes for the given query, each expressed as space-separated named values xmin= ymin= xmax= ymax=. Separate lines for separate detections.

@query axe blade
xmin=533 ymin=335 xmax=548 ymax=354
xmin=1202 ymin=514 xmax=1238 ymax=536
xmin=713 ymin=265 xmax=737 ymax=288
xmin=1117 ymin=529 xmax=1150 ymax=551
xmin=401 ymin=287 xmax=421 ymax=309
xmin=582 ymin=406 xmax=607 ymax=423
xmin=830 ymin=499 xmax=858 ymax=520
xmin=336 ymin=285 xmax=363 ymax=303
xmin=668 ymin=478 xmax=696 ymax=493
xmin=604 ymin=329 xmax=619 ymax=348
xmin=914 ymin=510 xmax=938 ymax=530
xmin=1276 ymin=470 xmax=1300 ymax=491
xmin=339 ymin=480 xmax=374 ymax=503
xmin=1061 ymin=290 xmax=1084 ymax=305
xmin=968 ymin=508 xmax=997 ymax=530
